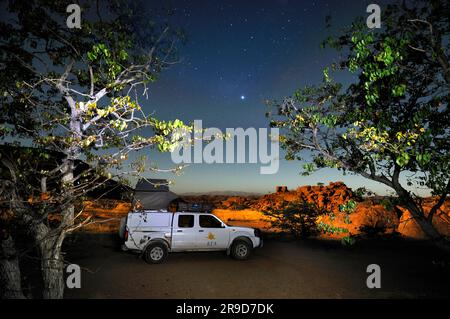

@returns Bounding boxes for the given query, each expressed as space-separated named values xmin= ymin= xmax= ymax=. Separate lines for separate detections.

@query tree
xmin=0 ymin=0 xmax=191 ymax=298
xmin=263 ymin=198 xmax=357 ymax=243
xmin=263 ymin=200 xmax=325 ymax=239
xmin=268 ymin=1 xmax=449 ymax=246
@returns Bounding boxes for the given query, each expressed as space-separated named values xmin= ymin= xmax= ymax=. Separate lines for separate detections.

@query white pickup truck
xmin=119 ymin=211 xmax=263 ymax=263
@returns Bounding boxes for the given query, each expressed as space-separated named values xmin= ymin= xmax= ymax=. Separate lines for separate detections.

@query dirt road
xmin=64 ymin=234 xmax=450 ymax=298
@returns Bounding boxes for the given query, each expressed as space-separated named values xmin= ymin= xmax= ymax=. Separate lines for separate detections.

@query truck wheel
xmin=118 ymin=217 xmax=126 ymax=239
xmin=143 ymin=242 xmax=168 ymax=264
xmin=231 ymin=239 xmax=251 ymax=260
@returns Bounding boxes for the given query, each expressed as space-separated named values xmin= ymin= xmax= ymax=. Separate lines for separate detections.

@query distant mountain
xmin=180 ymin=191 xmax=262 ymax=197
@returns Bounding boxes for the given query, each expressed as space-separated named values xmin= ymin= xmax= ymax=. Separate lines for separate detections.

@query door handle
xmin=177 ymin=230 xmax=183 ymax=232
xmin=199 ymin=230 xmax=204 ymax=232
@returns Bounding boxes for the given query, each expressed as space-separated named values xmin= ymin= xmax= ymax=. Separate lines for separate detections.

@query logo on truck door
xmin=207 ymin=232 xmax=217 ymax=246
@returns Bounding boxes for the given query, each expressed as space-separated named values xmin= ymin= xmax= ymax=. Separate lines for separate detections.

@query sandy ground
xmin=64 ymin=233 xmax=450 ymax=299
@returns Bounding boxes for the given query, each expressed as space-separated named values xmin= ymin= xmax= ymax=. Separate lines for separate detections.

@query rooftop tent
xmin=132 ymin=179 xmax=179 ymax=210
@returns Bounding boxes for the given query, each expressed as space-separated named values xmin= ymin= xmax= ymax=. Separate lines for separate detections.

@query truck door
xmin=171 ymin=214 xmax=197 ymax=251
xmin=197 ymin=214 xmax=230 ymax=249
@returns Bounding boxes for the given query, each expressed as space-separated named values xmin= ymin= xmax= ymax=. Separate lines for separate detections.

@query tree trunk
xmin=39 ymin=237 xmax=64 ymax=299
xmin=32 ymin=157 xmax=74 ymax=299
xmin=395 ymin=192 xmax=450 ymax=252
xmin=393 ymin=183 xmax=445 ymax=243
xmin=409 ymin=211 xmax=442 ymax=240
xmin=0 ymin=235 xmax=25 ymax=299
xmin=61 ymin=159 xmax=75 ymax=227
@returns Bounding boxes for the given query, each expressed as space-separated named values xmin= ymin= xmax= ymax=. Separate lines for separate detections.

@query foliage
xmin=0 ymin=0 xmax=190 ymax=178
xmin=317 ymin=221 xmax=349 ymax=235
xmin=353 ymin=187 xmax=374 ymax=198
xmin=263 ymin=199 xmax=357 ymax=244
xmin=0 ymin=0 xmax=191 ymax=215
xmin=339 ymin=199 xmax=357 ymax=224
xmin=0 ymin=0 xmax=190 ymax=298
xmin=268 ymin=0 xmax=450 ymax=241
xmin=380 ymin=197 xmax=400 ymax=212
xmin=263 ymin=200 xmax=326 ymax=239
xmin=339 ymin=199 xmax=357 ymax=213
xmin=317 ymin=199 xmax=357 ymax=246
xmin=341 ymin=235 xmax=356 ymax=246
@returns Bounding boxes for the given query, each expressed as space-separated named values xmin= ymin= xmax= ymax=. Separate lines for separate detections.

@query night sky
xmin=138 ymin=0 xmax=401 ymax=195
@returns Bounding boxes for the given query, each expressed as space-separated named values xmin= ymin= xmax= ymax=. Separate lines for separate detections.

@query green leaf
xmin=396 ymin=152 xmax=410 ymax=167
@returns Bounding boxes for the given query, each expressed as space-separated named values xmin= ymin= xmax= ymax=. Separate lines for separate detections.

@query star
xmin=240 ymin=95 xmax=246 ymax=100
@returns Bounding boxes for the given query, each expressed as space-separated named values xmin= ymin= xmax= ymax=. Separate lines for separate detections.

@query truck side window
xmin=199 ymin=215 xmax=222 ymax=228
xmin=178 ymin=215 xmax=194 ymax=228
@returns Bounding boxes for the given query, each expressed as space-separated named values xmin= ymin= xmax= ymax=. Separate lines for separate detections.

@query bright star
xmin=240 ymin=95 xmax=245 ymax=100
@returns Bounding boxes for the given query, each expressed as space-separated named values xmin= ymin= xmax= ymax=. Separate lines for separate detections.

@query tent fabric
xmin=132 ymin=179 xmax=178 ymax=210
xmin=132 ymin=191 xmax=178 ymax=210
xmin=135 ymin=179 xmax=169 ymax=192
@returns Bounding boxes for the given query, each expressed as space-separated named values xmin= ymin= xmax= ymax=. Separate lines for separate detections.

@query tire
xmin=231 ymin=239 xmax=252 ymax=260
xmin=143 ymin=242 xmax=168 ymax=264
xmin=118 ymin=217 xmax=126 ymax=239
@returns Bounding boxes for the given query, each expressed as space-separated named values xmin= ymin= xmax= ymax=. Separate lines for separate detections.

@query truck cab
xmin=120 ymin=211 xmax=263 ymax=263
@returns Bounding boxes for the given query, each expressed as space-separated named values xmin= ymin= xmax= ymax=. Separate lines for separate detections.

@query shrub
xmin=263 ymin=200 xmax=327 ymax=239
